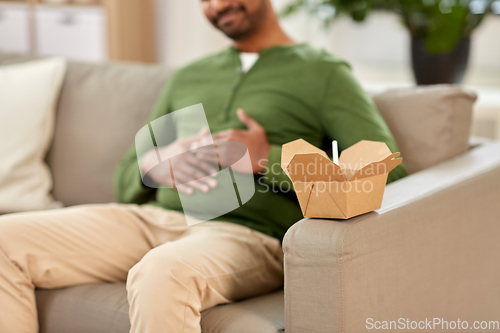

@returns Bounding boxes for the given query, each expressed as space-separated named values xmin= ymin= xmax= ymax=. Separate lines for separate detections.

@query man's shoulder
xmin=174 ymin=48 xmax=232 ymax=76
xmin=169 ymin=44 xmax=352 ymax=81
xmin=287 ymin=43 xmax=351 ymax=69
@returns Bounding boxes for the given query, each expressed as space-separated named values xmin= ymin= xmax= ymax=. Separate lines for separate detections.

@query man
xmin=0 ymin=0 xmax=407 ymax=332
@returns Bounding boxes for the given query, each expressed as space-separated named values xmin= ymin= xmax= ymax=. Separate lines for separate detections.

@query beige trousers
xmin=0 ymin=203 xmax=284 ymax=333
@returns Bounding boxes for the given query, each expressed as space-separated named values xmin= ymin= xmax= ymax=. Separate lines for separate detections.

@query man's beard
xmin=211 ymin=1 xmax=267 ymax=40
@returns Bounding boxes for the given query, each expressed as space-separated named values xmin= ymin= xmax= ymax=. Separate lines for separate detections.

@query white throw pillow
xmin=0 ymin=58 xmax=67 ymax=213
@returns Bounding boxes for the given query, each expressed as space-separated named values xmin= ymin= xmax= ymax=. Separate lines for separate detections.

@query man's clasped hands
xmin=140 ymin=109 xmax=270 ymax=194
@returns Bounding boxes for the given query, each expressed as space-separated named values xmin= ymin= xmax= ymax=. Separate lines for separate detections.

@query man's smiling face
xmin=201 ymin=0 xmax=269 ymax=40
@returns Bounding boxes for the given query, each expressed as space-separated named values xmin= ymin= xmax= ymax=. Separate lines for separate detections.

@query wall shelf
xmin=0 ymin=0 xmax=156 ymax=63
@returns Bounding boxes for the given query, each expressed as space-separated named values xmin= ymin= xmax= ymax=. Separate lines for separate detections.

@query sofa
xmin=1 ymin=53 xmax=499 ymax=333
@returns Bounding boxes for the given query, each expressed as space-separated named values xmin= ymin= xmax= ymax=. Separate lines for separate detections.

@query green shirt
xmin=113 ymin=43 xmax=407 ymax=242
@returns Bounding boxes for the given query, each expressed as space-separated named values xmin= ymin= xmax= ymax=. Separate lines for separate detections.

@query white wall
xmin=469 ymin=16 xmax=500 ymax=69
xmin=155 ymin=0 xmax=229 ymax=70
xmin=279 ymin=11 xmax=413 ymax=81
xmin=280 ymin=11 xmax=500 ymax=68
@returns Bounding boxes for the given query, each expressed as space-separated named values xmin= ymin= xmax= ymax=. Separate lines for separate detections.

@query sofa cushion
xmin=36 ymin=283 xmax=285 ymax=333
xmin=373 ymin=85 xmax=477 ymax=174
xmin=0 ymin=54 xmax=171 ymax=206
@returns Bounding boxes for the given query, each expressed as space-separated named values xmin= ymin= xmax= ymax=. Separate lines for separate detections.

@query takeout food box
xmin=281 ymin=139 xmax=403 ymax=219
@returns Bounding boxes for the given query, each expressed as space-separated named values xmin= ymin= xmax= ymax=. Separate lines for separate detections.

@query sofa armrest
xmin=283 ymin=141 xmax=500 ymax=333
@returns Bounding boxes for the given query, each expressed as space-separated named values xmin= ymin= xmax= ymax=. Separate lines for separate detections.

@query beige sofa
xmin=1 ymin=53 xmax=499 ymax=333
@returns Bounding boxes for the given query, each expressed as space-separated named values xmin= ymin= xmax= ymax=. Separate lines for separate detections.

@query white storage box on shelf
xmin=0 ymin=2 xmax=30 ymax=54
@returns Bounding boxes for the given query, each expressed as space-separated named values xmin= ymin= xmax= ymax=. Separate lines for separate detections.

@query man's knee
xmin=0 ymin=214 xmax=28 ymax=254
xmin=127 ymin=246 xmax=204 ymax=287
xmin=0 ymin=214 xmax=39 ymax=281
xmin=0 ymin=211 xmax=58 ymax=269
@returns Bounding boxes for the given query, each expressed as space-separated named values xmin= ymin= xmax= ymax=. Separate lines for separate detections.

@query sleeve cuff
xmin=260 ymin=144 xmax=295 ymax=192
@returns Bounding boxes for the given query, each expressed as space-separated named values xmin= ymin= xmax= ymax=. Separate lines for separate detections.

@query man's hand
xmin=140 ymin=128 xmax=218 ymax=195
xmin=192 ymin=109 xmax=271 ymax=174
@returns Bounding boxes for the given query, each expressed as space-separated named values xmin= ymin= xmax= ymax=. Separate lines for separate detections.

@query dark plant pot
xmin=411 ymin=36 xmax=470 ymax=85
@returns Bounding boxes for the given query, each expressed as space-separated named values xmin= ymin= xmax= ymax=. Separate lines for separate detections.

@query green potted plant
xmin=281 ymin=0 xmax=498 ymax=85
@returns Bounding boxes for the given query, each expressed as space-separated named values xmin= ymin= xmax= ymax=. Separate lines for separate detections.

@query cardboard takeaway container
xmin=281 ymin=139 xmax=403 ymax=219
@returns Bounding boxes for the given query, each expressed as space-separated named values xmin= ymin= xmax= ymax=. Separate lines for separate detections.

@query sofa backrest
xmin=0 ymin=54 xmax=476 ymax=207
xmin=47 ymin=62 xmax=170 ymax=206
